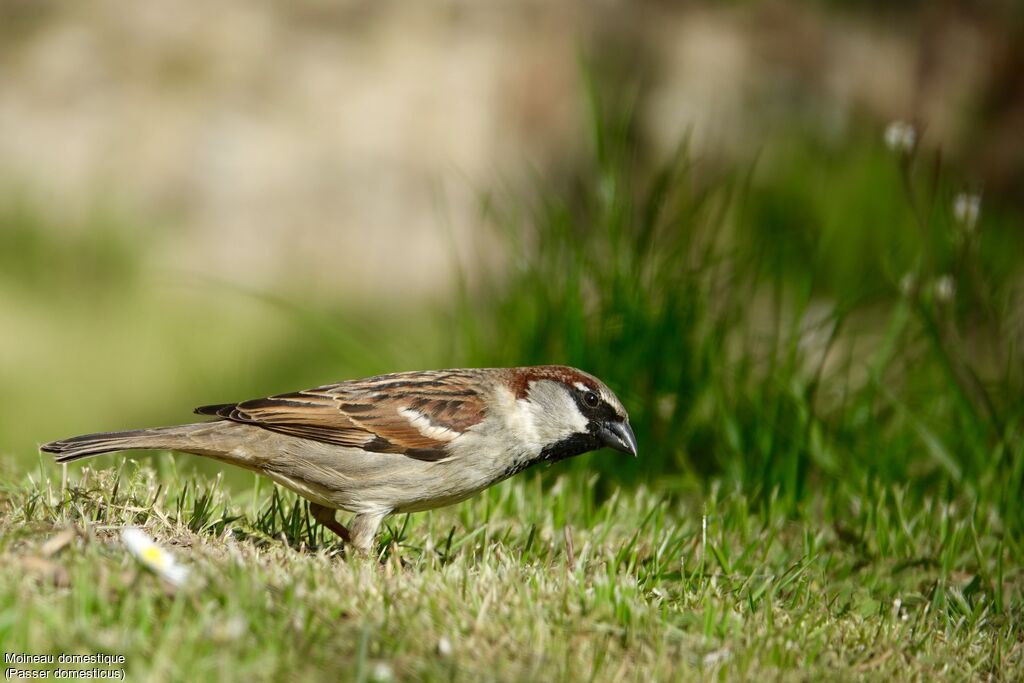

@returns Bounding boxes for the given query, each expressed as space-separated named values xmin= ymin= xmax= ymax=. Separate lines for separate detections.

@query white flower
xmin=933 ymin=275 xmax=956 ymax=303
xmin=121 ymin=527 xmax=189 ymax=587
xmin=953 ymin=193 xmax=981 ymax=232
xmin=884 ymin=121 xmax=916 ymax=153
xmin=436 ymin=636 xmax=453 ymax=657
xmin=899 ymin=272 xmax=917 ymax=296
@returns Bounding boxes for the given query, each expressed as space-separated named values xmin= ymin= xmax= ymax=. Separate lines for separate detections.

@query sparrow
xmin=41 ymin=366 xmax=637 ymax=554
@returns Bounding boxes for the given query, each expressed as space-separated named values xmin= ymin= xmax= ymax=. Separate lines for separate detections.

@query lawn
xmin=2 ymin=461 xmax=1020 ymax=681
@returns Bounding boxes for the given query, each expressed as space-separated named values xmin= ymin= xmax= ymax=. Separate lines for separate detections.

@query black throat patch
xmin=538 ymin=432 xmax=603 ymax=464
xmin=499 ymin=431 xmax=602 ymax=480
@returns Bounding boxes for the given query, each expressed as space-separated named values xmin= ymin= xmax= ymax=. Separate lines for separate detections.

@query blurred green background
xmin=1 ymin=1 xmax=1022 ymax=527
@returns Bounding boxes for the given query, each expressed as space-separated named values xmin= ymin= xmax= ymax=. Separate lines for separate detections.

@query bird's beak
xmin=599 ymin=420 xmax=638 ymax=457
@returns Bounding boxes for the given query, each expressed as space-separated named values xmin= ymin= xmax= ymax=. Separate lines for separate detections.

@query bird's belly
xmin=257 ymin=436 xmax=531 ymax=516
xmin=389 ymin=476 xmax=494 ymax=513
xmin=355 ymin=457 xmax=512 ymax=514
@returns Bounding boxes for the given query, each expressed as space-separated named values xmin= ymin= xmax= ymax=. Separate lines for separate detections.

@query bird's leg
xmin=350 ymin=511 xmax=388 ymax=556
xmin=309 ymin=503 xmax=351 ymax=545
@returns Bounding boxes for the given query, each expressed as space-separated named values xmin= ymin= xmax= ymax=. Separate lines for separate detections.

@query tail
xmin=41 ymin=423 xmax=222 ymax=464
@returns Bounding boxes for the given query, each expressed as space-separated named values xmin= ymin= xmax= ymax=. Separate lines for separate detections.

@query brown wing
xmin=195 ymin=370 xmax=489 ymax=461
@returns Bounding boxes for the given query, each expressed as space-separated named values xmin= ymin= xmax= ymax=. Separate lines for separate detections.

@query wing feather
xmin=194 ymin=370 xmax=489 ymax=460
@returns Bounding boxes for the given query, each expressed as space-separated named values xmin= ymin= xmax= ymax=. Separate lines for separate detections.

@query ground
xmin=1 ymin=460 xmax=1019 ymax=682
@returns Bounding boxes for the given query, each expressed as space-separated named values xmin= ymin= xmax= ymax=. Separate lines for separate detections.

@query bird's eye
xmin=582 ymin=391 xmax=600 ymax=408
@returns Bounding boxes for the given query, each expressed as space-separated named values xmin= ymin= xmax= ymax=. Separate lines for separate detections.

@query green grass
xmin=451 ymin=79 xmax=1024 ymax=521
xmin=1 ymin=463 xmax=1021 ymax=681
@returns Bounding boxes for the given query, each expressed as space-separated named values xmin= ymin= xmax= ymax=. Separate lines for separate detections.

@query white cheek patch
xmin=398 ymin=408 xmax=461 ymax=442
xmin=520 ymin=380 xmax=588 ymax=447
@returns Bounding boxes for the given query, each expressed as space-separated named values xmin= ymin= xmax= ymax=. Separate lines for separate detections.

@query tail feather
xmin=41 ymin=424 xmax=218 ymax=464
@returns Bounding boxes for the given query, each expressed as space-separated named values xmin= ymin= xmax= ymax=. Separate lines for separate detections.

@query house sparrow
xmin=41 ymin=366 xmax=636 ymax=554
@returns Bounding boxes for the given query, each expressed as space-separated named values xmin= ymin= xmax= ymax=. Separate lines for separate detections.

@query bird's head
xmin=508 ymin=365 xmax=637 ymax=463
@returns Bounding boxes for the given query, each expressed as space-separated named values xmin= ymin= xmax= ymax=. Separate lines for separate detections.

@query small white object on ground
xmin=369 ymin=662 xmax=394 ymax=683
xmin=120 ymin=527 xmax=190 ymax=587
